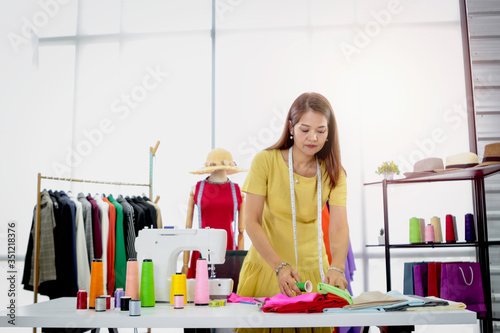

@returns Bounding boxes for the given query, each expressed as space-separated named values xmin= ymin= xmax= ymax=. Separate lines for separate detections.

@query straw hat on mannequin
xmin=182 ymin=148 xmax=247 ymax=276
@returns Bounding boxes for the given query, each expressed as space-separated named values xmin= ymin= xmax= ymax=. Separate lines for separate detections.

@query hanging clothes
xmin=87 ymin=195 xmax=102 ymax=260
xmin=77 ymin=193 xmax=94 ymax=268
xmin=126 ymin=196 xmax=146 ymax=236
xmin=131 ymin=196 xmax=156 ymax=229
xmin=68 ymin=192 xmax=91 ymax=292
xmin=24 ymin=187 xmax=163 ymax=300
xmin=59 ymin=191 xmax=78 ymax=284
xmin=102 ymin=196 xmax=116 ymax=296
xmin=22 ymin=190 xmax=57 ymax=295
xmin=94 ymin=195 xmax=110 ymax=294
xmin=108 ymin=195 xmax=126 ymax=289
xmin=143 ymin=196 xmax=163 ymax=228
xmin=117 ymin=195 xmax=137 ymax=260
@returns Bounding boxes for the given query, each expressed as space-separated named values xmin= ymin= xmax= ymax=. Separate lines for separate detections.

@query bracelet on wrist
xmin=275 ymin=262 xmax=291 ymax=276
xmin=327 ymin=266 xmax=345 ymax=278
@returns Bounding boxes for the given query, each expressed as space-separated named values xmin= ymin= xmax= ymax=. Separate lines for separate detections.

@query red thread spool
xmin=445 ymin=214 xmax=456 ymax=242
xmin=103 ymin=295 xmax=111 ymax=310
xmin=76 ymin=289 xmax=88 ymax=310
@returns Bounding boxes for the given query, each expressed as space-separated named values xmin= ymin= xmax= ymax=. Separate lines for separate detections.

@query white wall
xmin=0 ymin=1 xmax=478 ymax=331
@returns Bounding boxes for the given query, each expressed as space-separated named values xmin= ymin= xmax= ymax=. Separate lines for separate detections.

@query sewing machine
xmin=135 ymin=227 xmax=233 ymax=302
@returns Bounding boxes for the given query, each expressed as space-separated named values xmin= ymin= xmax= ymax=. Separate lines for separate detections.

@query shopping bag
xmin=427 ymin=262 xmax=442 ymax=297
xmin=440 ymin=262 xmax=486 ymax=313
xmin=403 ymin=262 xmax=426 ymax=295
xmin=413 ymin=263 xmax=428 ymax=297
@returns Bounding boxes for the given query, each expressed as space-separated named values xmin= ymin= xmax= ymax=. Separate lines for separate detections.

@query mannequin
xmin=182 ymin=148 xmax=247 ymax=277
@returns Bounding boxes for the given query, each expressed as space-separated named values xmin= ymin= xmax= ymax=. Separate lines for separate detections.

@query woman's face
xmin=290 ymin=110 xmax=329 ymax=157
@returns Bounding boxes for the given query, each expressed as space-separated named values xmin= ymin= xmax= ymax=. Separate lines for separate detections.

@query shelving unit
xmin=364 ymin=163 xmax=500 ymax=333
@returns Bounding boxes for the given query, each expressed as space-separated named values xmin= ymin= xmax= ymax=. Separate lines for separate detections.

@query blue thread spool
xmin=465 ymin=213 xmax=476 ymax=242
xmin=140 ymin=259 xmax=155 ymax=307
xmin=129 ymin=299 xmax=141 ymax=316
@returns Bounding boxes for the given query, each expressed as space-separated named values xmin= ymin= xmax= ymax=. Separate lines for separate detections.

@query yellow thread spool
xmin=170 ymin=273 xmax=187 ymax=304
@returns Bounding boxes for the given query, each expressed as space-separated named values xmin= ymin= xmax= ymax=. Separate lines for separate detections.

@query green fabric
xmin=317 ymin=282 xmax=353 ymax=304
xmin=108 ymin=195 xmax=126 ymax=289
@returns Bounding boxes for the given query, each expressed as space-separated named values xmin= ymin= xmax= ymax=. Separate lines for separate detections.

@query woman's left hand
xmin=325 ymin=269 xmax=348 ymax=290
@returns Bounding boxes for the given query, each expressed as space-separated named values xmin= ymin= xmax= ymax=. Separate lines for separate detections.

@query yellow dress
xmin=235 ymin=149 xmax=347 ymax=333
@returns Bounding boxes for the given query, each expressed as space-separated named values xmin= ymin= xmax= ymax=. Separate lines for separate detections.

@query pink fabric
xmin=228 ymin=292 xmax=349 ymax=313
xmin=227 ymin=293 xmax=270 ymax=303
xmin=264 ymin=293 xmax=320 ymax=306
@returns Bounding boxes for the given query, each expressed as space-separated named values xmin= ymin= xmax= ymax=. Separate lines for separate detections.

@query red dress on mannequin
xmin=187 ymin=178 xmax=243 ymax=278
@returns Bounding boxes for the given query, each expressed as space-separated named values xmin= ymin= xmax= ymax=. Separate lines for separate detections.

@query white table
xmin=1 ymin=298 xmax=477 ymax=329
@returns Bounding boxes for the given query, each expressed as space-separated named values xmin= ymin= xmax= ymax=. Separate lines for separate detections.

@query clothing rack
xmin=31 ymin=142 xmax=160 ymax=333
xmin=33 ymin=174 xmax=151 ymax=305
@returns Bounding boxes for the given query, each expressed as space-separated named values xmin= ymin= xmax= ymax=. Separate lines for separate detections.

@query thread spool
xmin=296 ymin=280 xmax=313 ymax=293
xmin=409 ymin=217 xmax=422 ymax=243
xmin=186 ymin=279 xmax=196 ymax=303
xmin=129 ymin=300 xmax=141 ymax=316
xmin=95 ymin=296 xmax=107 ymax=312
xmin=76 ymin=289 xmax=87 ymax=310
xmin=140 ymin=259 xmax=155 ymax=307
xmin=424 ymin=224 xmax=435 ymax=243
xmin=445 ymin=214 xmax=456 ymax=242
xmin=465 ymin=213 xmax=476 ymax=242
xmin=125 ymin=258 xmax=140 ymax=300
xmin=419 ymin=218 xmax=425 ymax=242
xmin=114 ymin=288 xmax=125 ymax=309
xmin=174 ymin=294 xmax=184 ymax=309
xmin=120 ymin=296 xmax=131 ymax=311
xmin=194 ymin=258 xmax=209 ymax=306
xmin=89 ymin=259 xmax=104 ymax=309
xmin=103 ymin=295 xmax=111 ymax=310
xmin=170 ymin=273 xmax=187 ymax=304
xmin=430 ymin=216 xmax=443 ymax=242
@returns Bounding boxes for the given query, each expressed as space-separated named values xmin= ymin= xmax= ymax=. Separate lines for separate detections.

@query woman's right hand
xmin=277 ymin=265 xmax=302 ymax=297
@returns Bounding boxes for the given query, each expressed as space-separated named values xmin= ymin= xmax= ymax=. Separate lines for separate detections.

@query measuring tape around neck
xmin=288 ymin=147 xmax=325 ymax=282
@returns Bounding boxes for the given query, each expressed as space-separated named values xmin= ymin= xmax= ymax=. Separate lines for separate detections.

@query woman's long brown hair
xmin=267 ymin=92 xmax=342 ymax=188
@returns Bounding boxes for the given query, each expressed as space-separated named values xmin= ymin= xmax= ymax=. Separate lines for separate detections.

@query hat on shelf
xmin=190 ymin=148 xmax=247 ymax=175
xmin=403 ymin=157 xmax=444 ymax=178
xmin=475 ymin=142 xmax=500 ymax=167
xmin=435 ymin=152 xmax=479 ymax=172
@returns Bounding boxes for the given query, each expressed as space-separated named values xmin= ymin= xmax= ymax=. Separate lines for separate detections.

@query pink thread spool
xmin=194 ymin=259 xmax=209 ymax=306
xmin=125 ymin=259 xmax=140 ymax=300
xmin=174 ymin=294 xmax=184 ymax=309
xmin=424 ymin=224 xmax=435 ymax=243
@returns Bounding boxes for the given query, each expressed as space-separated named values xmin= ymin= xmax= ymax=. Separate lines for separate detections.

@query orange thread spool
xmin=89 ymin=259 xmax=104 ymax=309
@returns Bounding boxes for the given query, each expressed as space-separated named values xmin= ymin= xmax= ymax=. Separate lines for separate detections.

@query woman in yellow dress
xmin=236 ymin=92 xmax=349 ymax=333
